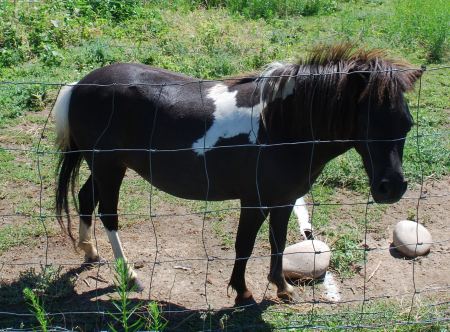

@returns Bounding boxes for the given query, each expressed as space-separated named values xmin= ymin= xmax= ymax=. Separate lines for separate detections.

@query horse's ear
xmin=402 ymin=68 xmax=423 ymax=91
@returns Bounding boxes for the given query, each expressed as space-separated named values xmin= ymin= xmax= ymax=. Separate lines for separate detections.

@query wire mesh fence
xmin=0 ymin=64 xmax=449 ymax=331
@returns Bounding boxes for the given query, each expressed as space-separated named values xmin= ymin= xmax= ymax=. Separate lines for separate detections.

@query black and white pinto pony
xmin=54 ymin=44 xmax=421 ymax=304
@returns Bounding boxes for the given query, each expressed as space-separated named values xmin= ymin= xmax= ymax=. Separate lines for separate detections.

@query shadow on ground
xmin=0 ymin=264 xmax=275 ymax=331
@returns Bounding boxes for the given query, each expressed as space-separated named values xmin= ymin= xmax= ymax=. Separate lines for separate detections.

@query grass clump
xmin=0 ymin=265 xmax=75 ymax=312
xmin=329 ymin=228 xmax=364 ymax=278
xmin=19 ymin=265 xmax=73 ymax=298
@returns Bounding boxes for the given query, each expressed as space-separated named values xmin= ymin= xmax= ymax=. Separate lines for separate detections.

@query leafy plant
xmin=223 ymin=0 xmax=338 ymax=19
xmin=67 ymin=0 xmax=140 ymax=23
xmin=108 ymin=258 xmax=144 ymax=332
xmin=23 ymin=287 xmax=50 ymax=332
xmin=108 ymin=258 xmax=168 ymax=331
xmin=0 ymin=24 xmax=26 ymax=67
xmin=14 ymin=85 xmax=48 ymax=113
xmin=144 ymin=301 xmax=168 ymax=331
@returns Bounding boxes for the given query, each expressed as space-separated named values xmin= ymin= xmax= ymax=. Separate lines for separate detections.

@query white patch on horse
xmin=192 ymin=83 xmax=262 ymax=155
xmin=259 ymin=62 xmax=296 ymax=103
xmin=53 ymin=82 xmax=78 ymax=149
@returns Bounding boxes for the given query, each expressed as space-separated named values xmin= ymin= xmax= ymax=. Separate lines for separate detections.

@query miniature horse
xmin=55 ymin=44 xmax=421 ymax=304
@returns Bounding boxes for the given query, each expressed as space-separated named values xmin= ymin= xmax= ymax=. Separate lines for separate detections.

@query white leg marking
xmin=192 ymin=83 xmax=262 ymax=155
xmin=106 ymin=230 xmax=137 ymax=279
xmin=78 ymin=221 xmax=99 ymax=260
xmin=294 ymin=197 xmax=312 ymax=240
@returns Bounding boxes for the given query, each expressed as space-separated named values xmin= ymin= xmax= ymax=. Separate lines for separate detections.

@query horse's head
xmin=258 ymin=44 xmax=423 ymax=205
xmin=353 ymin=68 xmax=422 ymax=204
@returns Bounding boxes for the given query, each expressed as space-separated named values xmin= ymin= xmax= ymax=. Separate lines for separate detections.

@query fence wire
xmin=0 ymin=66 xmax=448 ymax=331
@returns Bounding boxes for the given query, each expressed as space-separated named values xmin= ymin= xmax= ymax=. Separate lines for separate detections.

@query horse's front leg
xmin=229 ymin=203 xmax=268 ymax=305
xmin=268 ymin=204 xmax=296 ymax=301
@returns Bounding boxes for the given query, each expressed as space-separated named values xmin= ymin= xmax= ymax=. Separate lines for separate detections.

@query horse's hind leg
xmin=229 ymin=203 xmax=268 ymax=305
xmin=78 ymin=175 xmax=102 ymax=263
xmin=268 ymin=205 xmax=296 ymax=301
xmin=93 ymin=164 xmax=143 ymax=291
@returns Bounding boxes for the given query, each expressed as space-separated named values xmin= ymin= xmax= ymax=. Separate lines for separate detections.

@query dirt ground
xmin=0 ymin=176 xmax=448 ymax=320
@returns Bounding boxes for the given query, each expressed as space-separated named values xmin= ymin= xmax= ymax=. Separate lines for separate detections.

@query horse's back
xmin=68 ymin=63 xmax=210 ymax=149
xmin=76 ymin=62 xmax=194 ymax=85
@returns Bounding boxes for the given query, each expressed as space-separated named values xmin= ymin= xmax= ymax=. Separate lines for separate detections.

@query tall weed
xmin=108 ymin=258 xmax=167 ymax=331
xmin=23 ymin=288 xmax=50 ymax=332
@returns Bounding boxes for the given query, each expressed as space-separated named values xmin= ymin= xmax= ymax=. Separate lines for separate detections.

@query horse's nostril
xmin=378 ymin=180 xmax=391 ymax=195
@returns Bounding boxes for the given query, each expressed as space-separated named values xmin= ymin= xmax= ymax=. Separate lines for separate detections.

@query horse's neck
xmin=261 ymin=88 xmax=356 ymax=143
xmin=284 ymin=141 xmax=353 ymax=198
xmin=260 ymin=91 xmax=354 ymax=186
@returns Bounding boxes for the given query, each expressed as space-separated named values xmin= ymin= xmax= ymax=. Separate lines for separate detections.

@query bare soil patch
xmin=0 ymin=174 xmax=448 ymax=330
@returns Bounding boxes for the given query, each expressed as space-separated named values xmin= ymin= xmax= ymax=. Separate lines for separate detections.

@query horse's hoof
xmin=127 ymin=278 xmax=145 ymax=293
xmin=234 ymin=290 xmax=256 ymax=307
xmin=84 ymin=255 xmax=106 ymax=267
xmin=277 ymin=289 xmax=299 ymax=303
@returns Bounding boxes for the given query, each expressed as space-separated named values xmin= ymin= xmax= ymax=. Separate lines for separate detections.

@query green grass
xmin=0 ymin=221 xmax=51 ymax=254
xmin=262 ymin=299 xmax=449 ymax=331
xmin=390 ymin=0 xmax=449 ymax=63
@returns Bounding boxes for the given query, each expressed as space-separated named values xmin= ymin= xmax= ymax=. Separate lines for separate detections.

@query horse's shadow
xmin=0 ymin=264 xmax=274 ymax=331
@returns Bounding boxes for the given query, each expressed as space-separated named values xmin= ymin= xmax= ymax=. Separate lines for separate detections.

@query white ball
xmin=393 ymin=220 xmax=432 ymax=258
xmin=283 ymin=240 xmax=331 ymax=280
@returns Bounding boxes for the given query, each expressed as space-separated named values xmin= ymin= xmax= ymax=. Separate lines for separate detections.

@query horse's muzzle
xmin=371 ymin=178 xmax=407 ymax=204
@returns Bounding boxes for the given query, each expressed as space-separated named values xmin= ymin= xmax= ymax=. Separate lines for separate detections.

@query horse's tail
xmin=54 ymin=83 xmax=80 ymax=245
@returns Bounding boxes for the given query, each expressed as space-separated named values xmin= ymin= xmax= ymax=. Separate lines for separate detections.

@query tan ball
xmin=393 ymin=220 xmax=432 ymax=258
xmin=283 ymin=240 xmax=331 ymax=280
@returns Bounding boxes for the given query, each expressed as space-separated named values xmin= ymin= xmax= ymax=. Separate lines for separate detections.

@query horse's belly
xmin=125 ymin=149 xmax=253 ymax=201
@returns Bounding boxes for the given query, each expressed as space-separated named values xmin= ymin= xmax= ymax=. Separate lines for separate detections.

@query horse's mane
xmin=298 ymin=43 xmax=422 ymax=105
xmin=252 ymin=43 xmax=423 ymax=140
xmin=254 ymin=43 xmax=422 ymax=106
